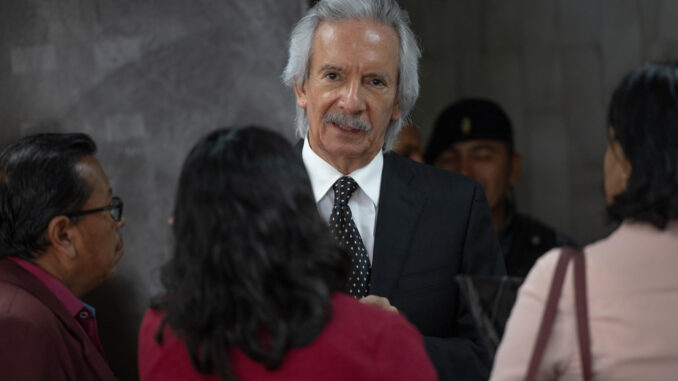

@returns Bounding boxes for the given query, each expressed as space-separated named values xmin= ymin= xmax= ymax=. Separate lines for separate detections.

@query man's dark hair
xmin=157 ymin=126 xmax=347 ymax=381
xmin=607 ymin=62 xmax=678 ymax=229
xmin=0 ymin=133 xmax=97 ymax=259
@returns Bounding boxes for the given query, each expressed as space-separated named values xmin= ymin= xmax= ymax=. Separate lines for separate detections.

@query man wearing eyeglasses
xmin=0 ymin=133 xmax=124 ymax=381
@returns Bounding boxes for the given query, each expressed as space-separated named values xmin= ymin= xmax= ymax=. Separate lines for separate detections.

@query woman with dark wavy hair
xmin=491 ymin=63 xmax=678 ymax=380
xmin=137 ymin=127 xmax=436 ymax=381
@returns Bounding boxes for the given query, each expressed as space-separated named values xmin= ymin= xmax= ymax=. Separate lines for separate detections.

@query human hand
xmin=360 ymin=295 xmax=398 ymax=313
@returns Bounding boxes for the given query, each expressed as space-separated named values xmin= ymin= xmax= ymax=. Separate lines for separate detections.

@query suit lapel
xmin=296 ymin=142 xmax=426 ymax=298
xmin=0 ymin=259 xmax=116 ymax=380
xmin=371 ymin=154 xmax=425 ymax=298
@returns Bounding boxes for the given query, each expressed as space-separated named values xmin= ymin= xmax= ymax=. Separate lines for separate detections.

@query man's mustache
xmin=323 ymin=111 xmax=372 ymax=132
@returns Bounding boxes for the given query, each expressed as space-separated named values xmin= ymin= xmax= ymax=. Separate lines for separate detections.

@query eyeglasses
xmin=66 ymin=196 xmax=124 ymax=222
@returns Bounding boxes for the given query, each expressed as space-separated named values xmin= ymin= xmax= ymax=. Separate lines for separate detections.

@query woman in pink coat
xmin=137 ymin=127 xmax=437 ymax=381
xmin=491 ymin=62 xmax=678 ymax=380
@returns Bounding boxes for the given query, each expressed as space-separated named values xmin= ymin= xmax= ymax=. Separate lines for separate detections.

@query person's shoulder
xmin=511 ymin=213 xmax=559 ymax=249
xmin=139 ymin=307 xmax=175 ymax=347
xmin=383 ymin=152 xmax=478 ymax=194
xmin=513 ymin=213 xmax=559 ymax=237
xmin=0 ymin=259 xmax=74 ymax=326
xmin=519 ymin=247 xmax=565 ymax=298
xmin=0 ymin=298 xmax=69 ymax=380
xmin=140 ymin=307 xmax=164 ymax=332
xmin=138 ymin=307 xmax=201 ymax=379
xmin=0 ymin=276 xmax=56 ymax=325
xmin=384 ymin=152 xmax=472 ymax=183
xmin=523 ymin=244 xmax=586 ymax=302
xmin=513 ymin=212 xmax=576 ymax=247
xmin=0 ymin=285 xmax=58 ymax=340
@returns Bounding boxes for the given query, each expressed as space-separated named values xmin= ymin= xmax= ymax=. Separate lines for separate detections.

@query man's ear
xmin=293 ymin=80 xmax=308 ymax=109
xmin=390 ymin=99 xmax=401 ymax=121
xmin=509 ymin=152 xmax=522 ymax=187
xmin=46 ymin=216 xmax=77 ymax=261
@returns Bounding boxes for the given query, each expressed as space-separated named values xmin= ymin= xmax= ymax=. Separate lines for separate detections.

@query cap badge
xmin=461 ymin=117 xmax=472 ymax=135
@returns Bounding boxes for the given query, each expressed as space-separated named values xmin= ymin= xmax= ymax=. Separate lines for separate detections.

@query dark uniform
xmin=424 ymin=98 xmax=577 ymax=277
xmin=498 ymin=201 xmax=575 ymax=277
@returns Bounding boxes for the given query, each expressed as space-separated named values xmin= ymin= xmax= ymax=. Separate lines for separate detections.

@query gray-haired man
xmin=283 ymin=1 xmax=505 ymax=380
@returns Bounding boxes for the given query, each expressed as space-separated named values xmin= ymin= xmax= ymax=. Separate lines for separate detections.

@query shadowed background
xmin=0 ymin=1 xmax=305 ymax=379
xmin=1 ymin=0 xmax=678 ymax=380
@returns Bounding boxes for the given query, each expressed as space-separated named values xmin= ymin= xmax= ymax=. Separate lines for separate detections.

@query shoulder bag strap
xmin=524 ymin=247 xmax=592 ymax=381
xmin=570 ymin=247 xmax=592 ymax=380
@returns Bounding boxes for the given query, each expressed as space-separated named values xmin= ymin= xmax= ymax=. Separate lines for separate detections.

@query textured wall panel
xmin=0 ymin=1 xmax=305 ymax=380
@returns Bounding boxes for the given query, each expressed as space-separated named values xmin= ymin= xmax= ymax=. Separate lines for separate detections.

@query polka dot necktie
xmin=329 ymin=176 xmax=370 ymax=298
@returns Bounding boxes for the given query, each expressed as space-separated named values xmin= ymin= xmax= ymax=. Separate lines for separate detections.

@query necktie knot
xmin=332 ymin=176 xmax=358 ymax=205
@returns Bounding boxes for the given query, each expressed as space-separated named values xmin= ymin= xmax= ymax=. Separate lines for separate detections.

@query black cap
xmin=424 ymin=98 xmax=513 ymax=164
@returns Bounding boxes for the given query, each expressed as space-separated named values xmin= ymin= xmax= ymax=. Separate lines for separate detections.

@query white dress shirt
xmin=302 ymin=138 xmax=382 ymax=263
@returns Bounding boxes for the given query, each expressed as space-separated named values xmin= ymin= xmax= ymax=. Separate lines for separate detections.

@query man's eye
xmin=326 ymin=73 xmax=339 ymax=80
xmin=472 ymin=152 xmax=493 ymax=161
xmin=371 ymin=79 xmax=385 ymax=87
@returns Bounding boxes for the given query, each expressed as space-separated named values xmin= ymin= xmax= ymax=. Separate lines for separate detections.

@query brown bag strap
xmin=571 ymin=247 xmax=592 ymax=380
xmin=524 ymin=247 xmax=592 ymax=381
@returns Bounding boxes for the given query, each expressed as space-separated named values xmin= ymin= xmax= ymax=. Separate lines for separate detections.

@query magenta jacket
xmin=139 ymin=292 xmax=438 ymax=381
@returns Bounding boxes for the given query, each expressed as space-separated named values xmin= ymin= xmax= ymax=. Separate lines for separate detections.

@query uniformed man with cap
xmin=424 ymin=98 xmax=575 ymax=277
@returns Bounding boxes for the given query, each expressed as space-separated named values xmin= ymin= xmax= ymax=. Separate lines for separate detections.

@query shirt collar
xmin=8 ymin=257 xmax=85 ymax=318
xmin=302 ymin=138 xmax=383 ymax=207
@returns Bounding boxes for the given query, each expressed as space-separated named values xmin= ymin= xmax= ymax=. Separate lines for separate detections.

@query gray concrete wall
xmin=0 ymin=1 xmax=305 ymax=380
xmin=401 ymin=0 xmax=678 ymax=245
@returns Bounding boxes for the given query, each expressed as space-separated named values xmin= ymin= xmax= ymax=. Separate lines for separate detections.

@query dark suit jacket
xmin=299 ymin=140 xmax=505 ymax=380
xmin=0 ymin=258 xmax=117 ymax=381
xmin=372 ymin=152 xmax=505 ymax=381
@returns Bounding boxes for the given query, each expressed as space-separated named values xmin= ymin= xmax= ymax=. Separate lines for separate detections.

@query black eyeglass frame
xmin=65 ymin=196 xmax=124 ymax=222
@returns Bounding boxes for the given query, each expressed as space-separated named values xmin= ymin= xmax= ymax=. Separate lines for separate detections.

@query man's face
xmin=433 ymin=140 xmax=520 ymax=211
xmin=294 ymin=19 xmax=401 ymax=173
xmin=71 ymin=156 xmax=125 ymax=294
